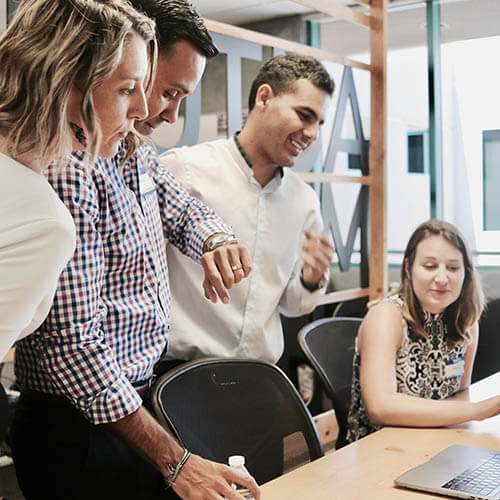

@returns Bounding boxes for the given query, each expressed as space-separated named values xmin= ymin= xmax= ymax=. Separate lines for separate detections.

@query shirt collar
xmin=233 ymin=132 xmax=284 ymax=179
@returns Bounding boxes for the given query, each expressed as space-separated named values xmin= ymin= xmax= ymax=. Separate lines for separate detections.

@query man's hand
xmin=106 ymin=408 xmax=260 ymax=500
xmin=301 ymin=230 xmax=334 ymax=288
xmin=201 ymin=243 xmax=251 ymax=304
xmin=173 ymin=453 xmax=261 ymax=500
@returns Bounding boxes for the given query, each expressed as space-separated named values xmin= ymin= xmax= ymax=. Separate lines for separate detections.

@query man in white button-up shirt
xmin=161 ymin=54 xmax=335 ymax=363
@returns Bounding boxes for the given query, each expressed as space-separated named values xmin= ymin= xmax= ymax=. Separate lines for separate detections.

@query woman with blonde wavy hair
xmin=0 ymin=0 xmax=156 ymax=360
xmin=347 ymin=219 xmax=500 ymax=443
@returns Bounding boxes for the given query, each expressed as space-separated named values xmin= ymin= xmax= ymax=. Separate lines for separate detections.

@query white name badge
xmin=139 ymin=168 xmax=155 ymax=196
xmin=445 ymin=356 xmax=465 ymax=379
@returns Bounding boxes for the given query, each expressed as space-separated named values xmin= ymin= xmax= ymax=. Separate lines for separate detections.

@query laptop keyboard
xmin=442 ymin=452 xmax=500 ymax=496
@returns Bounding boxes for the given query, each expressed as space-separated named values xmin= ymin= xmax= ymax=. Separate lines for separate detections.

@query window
xmin=407 ymin=132 xmax=426 ymax=174
xmin=7 ymin=0 xmax=19 ymax=21
xmin=483 ymin=130 xmax=500 ymax=230
xmin=347 ymin=139 xmax=369 ymax=172
xmin=348 ymin=153 xmax=362 ymax=170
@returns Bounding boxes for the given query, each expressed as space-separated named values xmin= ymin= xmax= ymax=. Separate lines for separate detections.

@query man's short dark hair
xmin=129 ymin=0 xmax=218 ymax=58
xmin=248 ymin=53 xmax=334 ymax=111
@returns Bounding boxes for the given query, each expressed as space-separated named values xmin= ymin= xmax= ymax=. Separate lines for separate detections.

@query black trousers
xmin=11 ymin=390 xmax=180 ymax=500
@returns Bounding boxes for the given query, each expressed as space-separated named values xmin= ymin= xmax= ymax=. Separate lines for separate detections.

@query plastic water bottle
xmin=228 ymin=455 xmax=255 ymax=500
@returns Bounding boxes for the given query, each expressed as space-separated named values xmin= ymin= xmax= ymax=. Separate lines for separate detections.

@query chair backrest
xmin=150 ymin=358 xmax=324 ymax=484
xmin=332 ymin=297 xmax=368 ymax=318
xmin=473 ymin=298 xmax=500 ymax=383
xmin=298 ymin=317 xmax=362 ymax=449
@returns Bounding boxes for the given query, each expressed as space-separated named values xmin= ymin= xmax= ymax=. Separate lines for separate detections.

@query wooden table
xmin=261 ymin=372 xmax=500 ymax=499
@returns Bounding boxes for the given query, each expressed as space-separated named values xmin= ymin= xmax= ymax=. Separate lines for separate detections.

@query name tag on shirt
xmin=139 ymin=167 xmax=156 ymax=197
xmin=445 ymin=356 xmax=465 ymax=379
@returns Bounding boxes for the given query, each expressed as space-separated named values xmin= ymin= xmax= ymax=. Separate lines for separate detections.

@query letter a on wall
xmin=321 ymin=66 xmax=369 ymax=284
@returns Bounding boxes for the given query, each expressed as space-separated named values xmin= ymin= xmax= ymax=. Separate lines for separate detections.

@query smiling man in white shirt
xmin=161 ymin=54 xmax=335 ymax=364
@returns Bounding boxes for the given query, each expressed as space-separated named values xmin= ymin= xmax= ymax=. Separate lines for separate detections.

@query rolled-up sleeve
xmin=146 ymin=144 xmax=232 ymax=262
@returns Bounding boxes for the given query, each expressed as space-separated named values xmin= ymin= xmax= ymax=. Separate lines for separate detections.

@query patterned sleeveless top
xmin=346 ymin=295 xmax=467 ymax=443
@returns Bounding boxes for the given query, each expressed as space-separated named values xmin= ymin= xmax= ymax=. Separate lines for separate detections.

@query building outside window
xmin=483 ymin=130 xmax=500 ymax=231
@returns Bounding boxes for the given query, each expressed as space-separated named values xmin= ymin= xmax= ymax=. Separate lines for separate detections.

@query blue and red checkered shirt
xmin=14 ymin=143 xmax=232 ymax=424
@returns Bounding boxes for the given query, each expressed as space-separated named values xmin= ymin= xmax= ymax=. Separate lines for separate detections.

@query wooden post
xmin=369 ymin=0 xmax=388 ymax=301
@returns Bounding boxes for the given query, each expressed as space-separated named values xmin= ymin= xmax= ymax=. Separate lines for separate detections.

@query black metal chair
xmin=150 ymin=358 xmax=324 ymax=484
xmin=298 ymin=317 xmax=362 ymax=449
xmin=332 ymin=297 xmax=368 ymax=318
xmin=472 ymin=298 xmax=500 ymax=383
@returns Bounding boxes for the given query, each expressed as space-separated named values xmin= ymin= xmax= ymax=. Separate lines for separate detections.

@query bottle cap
xmin=228 ymin=455 xmax=245 ymax=467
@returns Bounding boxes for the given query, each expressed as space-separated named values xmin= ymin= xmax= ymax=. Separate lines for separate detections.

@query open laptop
xmin=394 ymin=445 xmax=500 ymax=499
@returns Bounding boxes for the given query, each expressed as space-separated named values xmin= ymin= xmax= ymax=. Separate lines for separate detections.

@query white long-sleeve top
xmin=0 ymin=153 xmax=76 ymax=360
xmin=160 ymin=136 xmax=327 ymax=363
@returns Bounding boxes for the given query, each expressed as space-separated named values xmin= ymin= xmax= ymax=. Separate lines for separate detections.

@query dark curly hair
xmin=248 ymin=53 xmax=335 ymax=111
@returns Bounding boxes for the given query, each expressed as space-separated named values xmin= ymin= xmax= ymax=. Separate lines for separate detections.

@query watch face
xmin=207 ymin=234 xmax=237 ymax=252
xmin=209 ymin=235 xmax=228 ymax=250
xmin=213 ymin=235 xmax=227 ymax=245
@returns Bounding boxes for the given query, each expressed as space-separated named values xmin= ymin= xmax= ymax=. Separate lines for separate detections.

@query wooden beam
xmin=297 ymin=173 xmax=371 ymax=185
xmin=293 ymin=0 xmax=370 ymax=28
xmin=315 ymin=287 xmax=369 ymax=306
xmin=204 ymin=19 xmax=371 ymax=71
xmin=354 ymin=0 xmax=371 ymax=7
xmin=368 ymin=0 xmax=388 ymax=301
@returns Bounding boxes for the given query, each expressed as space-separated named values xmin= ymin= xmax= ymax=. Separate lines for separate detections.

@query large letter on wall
xmin=211 ymin=33 xmax=262 ymax=135
xmin=321 ymin=67 xmax=369 ymax=284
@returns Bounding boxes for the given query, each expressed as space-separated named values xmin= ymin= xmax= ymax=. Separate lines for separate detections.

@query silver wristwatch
xmin=205 ymin=233 xmax=238 ymax=252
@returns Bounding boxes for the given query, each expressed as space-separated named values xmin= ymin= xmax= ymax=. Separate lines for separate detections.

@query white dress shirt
xmin=0 ymin=153 xmax=75 ymax=360
xmin=161 ymin=136 xmax=327 ymax=363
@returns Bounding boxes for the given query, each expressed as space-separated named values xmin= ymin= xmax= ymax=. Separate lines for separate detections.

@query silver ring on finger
xmin=231 ymin=264 xmax=242 ymax=272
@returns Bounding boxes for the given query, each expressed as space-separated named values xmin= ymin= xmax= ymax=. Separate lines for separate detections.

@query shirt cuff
xmin=81 ymin=377 xmax=143 ymax=425
xmin=300 ymin=269 xmax=328 ymax=293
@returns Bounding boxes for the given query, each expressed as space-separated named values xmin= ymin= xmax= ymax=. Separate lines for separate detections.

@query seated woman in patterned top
xmin=347 ymin=219 xmax=500 ymax=443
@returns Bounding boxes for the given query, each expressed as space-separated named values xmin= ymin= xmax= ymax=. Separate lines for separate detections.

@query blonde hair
xmin=0 ymin=0 xmax=157 ymax=167
xmin=394 ymin=219 xmax=484 ymax=343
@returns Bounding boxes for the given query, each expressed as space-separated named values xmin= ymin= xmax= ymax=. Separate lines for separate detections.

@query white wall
xmin=323 ymin=48 xmax=430 ymax=259
xmin=0 ymin=0 xmax=6 ymax=33
xmin=441 ymin=36 xmax=500 ymax=260
xmin=336 ymin=38 xmax=500 ymax=265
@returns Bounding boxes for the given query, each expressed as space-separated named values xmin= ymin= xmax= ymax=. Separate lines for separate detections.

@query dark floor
xmin=0 ymin=462 xmax=24 ymax=500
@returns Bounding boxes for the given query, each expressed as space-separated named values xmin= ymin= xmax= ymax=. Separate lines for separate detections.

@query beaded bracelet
xmin=164 ymin=448 xmax=192 ymax=489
